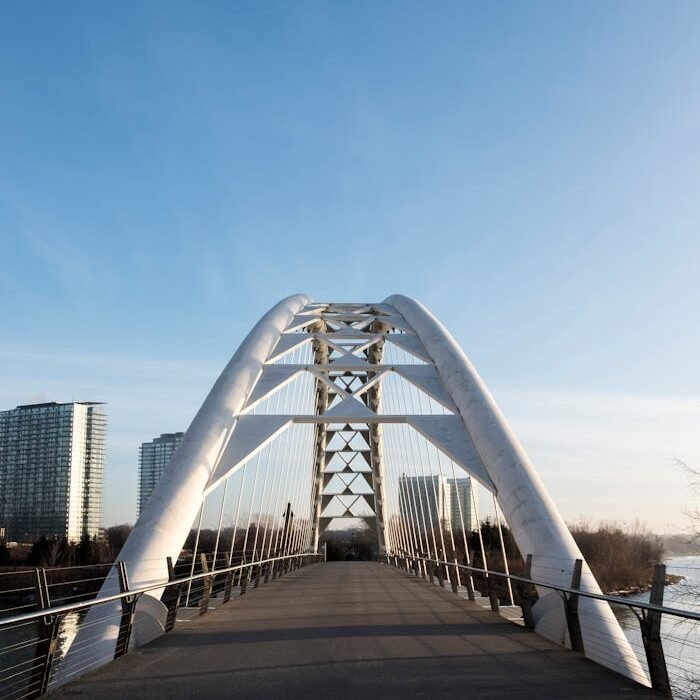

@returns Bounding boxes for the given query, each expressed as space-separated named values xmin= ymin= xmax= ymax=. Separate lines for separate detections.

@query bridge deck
xmin=55 ymin=562 xmax=657 ymax=699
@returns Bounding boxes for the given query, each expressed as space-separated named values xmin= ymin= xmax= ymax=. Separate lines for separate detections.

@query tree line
xmin=0 ymin=519 xmax=666 ymax=595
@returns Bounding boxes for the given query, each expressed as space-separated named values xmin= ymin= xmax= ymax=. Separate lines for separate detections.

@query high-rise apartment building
xmin=398 ymin=474 xmax=478 ymax=534
xmin=446 ymin=477 xmax=478 ymax=532
xmin=0 ymin=402 xmax=105 ymax=543
xmin=137 ymin=432 xmax=184 ymax=516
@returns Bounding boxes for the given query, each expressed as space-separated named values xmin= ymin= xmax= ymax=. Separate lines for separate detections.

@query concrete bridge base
xmin=52 ymin=562 xmax=658 ymax=699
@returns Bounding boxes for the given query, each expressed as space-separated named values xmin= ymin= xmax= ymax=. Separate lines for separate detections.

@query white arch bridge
xmin=2 ymin=295 xmax=683 ymax=698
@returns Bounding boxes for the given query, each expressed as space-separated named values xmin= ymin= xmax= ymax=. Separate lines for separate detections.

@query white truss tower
xmin=59 ymin=295 xmax=647 ymax=686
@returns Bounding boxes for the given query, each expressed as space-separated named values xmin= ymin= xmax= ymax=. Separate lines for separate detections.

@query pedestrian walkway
xmin=53 ymin=562 xmax=659 ymax=699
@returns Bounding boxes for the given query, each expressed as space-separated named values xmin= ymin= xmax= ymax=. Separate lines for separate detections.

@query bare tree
xmin=106 ymin=524 xmax=133 ymax=558
xmin=677 ymin=459 xmax=700 ymax=540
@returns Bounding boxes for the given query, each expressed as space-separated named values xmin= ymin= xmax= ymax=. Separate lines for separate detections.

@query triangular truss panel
xmin=325 ymin=451 xmax=372 ymax=474
xmin=243 ymin=364 xmax=303 ymax=411
xmin=320 ymin=494 xmax=375 ymax=519
xmin=393 ymin=365 xmax=458 ymax=412
xmin=378 ymin=370 xmax=456 ymax=415
xmin=384 ymin=333 xmax=432 ymax=364
xmin=324 ymin=472 xmax=374 ymax=496
xmin=207 ymin=415 xmax=293 ymax=491
xmin=405 ymin=416 xmax=493 ymax=490
xmin=267 ymin=333 xmax=313 ymax=363
xmin=244 ymin=370 xmax=317 ymax=416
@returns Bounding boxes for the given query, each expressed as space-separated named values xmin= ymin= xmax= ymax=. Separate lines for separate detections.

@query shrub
xmin=569 ymin=521 xmax=663 ymax=592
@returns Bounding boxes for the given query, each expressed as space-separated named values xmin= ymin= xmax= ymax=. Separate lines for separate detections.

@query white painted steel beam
xmin=57 ymin=293 xmax=311 ymax=683
xmin=385 ymin=294 xmax=647 ymax=685
xmin=243 ymin=365 xmax=303 ymax=410
xmin=394 ymin=364 xmax=459 ymax=412
xmin=206 ymin=415 xmax=293 ymax=492
xmin=405 ymin=415 xmax=493 ymax=490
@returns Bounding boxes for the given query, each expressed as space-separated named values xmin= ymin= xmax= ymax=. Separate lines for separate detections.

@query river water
xmin=615 ymin=555 xmax=700 ymax=699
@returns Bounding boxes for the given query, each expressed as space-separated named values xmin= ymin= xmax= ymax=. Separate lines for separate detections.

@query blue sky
xmin=1 ymin=2 xmax=699 ymax=531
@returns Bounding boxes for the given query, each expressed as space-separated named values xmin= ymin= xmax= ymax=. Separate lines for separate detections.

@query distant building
xmin=398 ymin=474 xmax=477 ymax=534
xmin=0 ymin=402 xmax=105 ymax=543
xmin=446 ymin=477 xmax=478 ymax=532
xmin=137 ymin=432 xmax=184 ymax=516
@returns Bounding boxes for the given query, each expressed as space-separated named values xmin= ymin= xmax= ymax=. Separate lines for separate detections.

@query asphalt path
xmin=52 ymin=561 xmax=659 ymax=699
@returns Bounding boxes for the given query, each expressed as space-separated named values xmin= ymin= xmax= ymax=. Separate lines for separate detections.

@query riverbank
xmin=607 ymin=572 xmax=684 ymax=598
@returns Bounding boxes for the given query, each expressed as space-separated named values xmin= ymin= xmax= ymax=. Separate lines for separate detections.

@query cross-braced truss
xmin=206 ymin=302 xmax=495 ymax=555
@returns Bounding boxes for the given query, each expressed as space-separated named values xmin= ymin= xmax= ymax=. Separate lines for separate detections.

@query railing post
xmin=450 ymin=561 xmax=459 ymax=593
xmin=564 ymin=559 xmax=584 ymax=653
xmin=198 ymin=553 xmax=212 ymax=615
xmin=29 ymin=568 xmax=61 ymax=698
xmin=115 ymin=561 xmax=137 ymax=658
xmin=519 ymin=554 xmax=536 ymax=630
xmin=240 ymin=565 xmax=249 ymax=595
xmin=462 ymin=557 xmax=476 ymax=602
xmin=450 ymin=550 xmax=461 ymax=589
xmin=163 ymin=556 xmax=183 ymax=632
xmin=254 ymin=563 xmax=262 ymax=588
xmin=223 ymin=568 xmax=235 ymax=603
xmin=264 ymin=562 xmax=271 ymax=584
xmin=640 ymin=564 xmax=672 ymax=697
xmin=486 ymin=574 xmax=500 ymax=613
xmin=437 ymin=561 xmax=445 ymax=588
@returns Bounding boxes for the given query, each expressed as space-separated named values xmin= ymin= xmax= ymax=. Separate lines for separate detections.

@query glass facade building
xmin=137 ymin=432 xmax=184 ymax=516
xmin=0 ymin=401 xmax=105 ymax=543
xmin=398 ymin=474 xmax=478 ymax=534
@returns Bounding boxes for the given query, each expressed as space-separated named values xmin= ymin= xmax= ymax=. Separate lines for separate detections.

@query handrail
xmin=387 ymin=552 xmax=694 ymax=696
xmin=0 ymin=552 xmax=320 ymax=628
xmin=406 ymin=554 xmax=700 ymax=622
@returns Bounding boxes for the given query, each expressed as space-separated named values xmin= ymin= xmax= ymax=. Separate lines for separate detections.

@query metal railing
xmin=386 ymin=553 xmax=700 ymax=699
xmin=3 ymin=552 xmax=696 ymax=699
xmin=0 ymin=552 xmax=322 ymax=699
